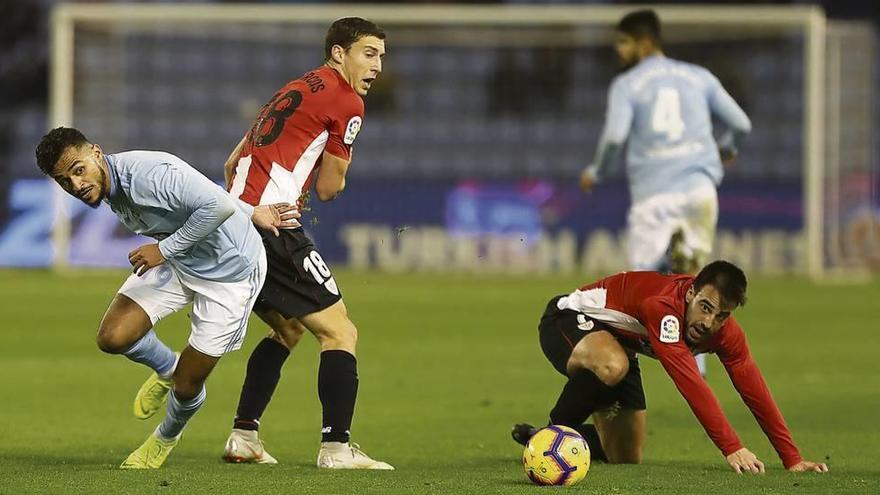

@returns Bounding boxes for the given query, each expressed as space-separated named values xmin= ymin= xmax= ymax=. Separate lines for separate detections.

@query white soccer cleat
xmin=317 ymin=442 xmax=394 ymax=470
xmin=222 ymin=428 xmax=278 ymax=465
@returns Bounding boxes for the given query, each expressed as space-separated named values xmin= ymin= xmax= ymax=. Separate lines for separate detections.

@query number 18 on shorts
xmin=254 ymin=228 xmax=342 ymax=319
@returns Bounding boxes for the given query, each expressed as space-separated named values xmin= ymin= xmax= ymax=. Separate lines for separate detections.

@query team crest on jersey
xmin=576 ymin=314 xmax=595 ymax=332
xmin=659 ymin=315 xmax=680 ymax=343
xmin=343 ymin=116 xmax=362 ymax=145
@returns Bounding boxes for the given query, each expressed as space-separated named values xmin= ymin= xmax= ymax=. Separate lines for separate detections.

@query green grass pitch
xmin=1 ymin=269 xmax=878 ymax=494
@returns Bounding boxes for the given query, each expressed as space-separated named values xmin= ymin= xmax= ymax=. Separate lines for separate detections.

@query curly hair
xmin=35 ymin=127 xmax=90 ymax=175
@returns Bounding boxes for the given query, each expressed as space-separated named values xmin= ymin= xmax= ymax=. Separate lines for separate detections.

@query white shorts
xmin=118 ymin=251 xmax=267 ymax=358
xmin=626 ymin=186 xmax=718 ymax=270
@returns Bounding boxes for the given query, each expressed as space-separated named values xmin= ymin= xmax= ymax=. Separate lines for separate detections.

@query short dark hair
xmin=324 ymin=17 xmax=385 ymax=61
xmin=35 ymin=127 xmax=90 ymax=175
xmin=617 ymin=9 xmax=662 ymax=43
xmin=694 ymin=260 xmax=748 ymax=308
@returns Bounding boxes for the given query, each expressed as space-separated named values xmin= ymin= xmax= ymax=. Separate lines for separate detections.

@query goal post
xmin=823 ymin=21 xmax=877 ymax=278
xmin=49 ymin=3 xmax=838 ymax=277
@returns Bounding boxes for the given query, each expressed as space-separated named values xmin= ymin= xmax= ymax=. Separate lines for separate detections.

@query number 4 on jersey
xmin=652 ymin=87 xmax=685 ymax=141
xmin=303 ymin=250 xmax=340 ymax=295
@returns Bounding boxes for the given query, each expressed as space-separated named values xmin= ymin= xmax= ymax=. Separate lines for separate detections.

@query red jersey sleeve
xmin=639 ymin=297 xmax=743 ymax=457
xmin=715 ymin=319 xmax=803 ymax=468
xmin=324 ymin=92 xmax=364 ymax=160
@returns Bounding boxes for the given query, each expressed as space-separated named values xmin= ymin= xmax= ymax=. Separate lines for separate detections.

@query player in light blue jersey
xmin=580 ymin=10 xmax=751 ymax=377
xmin=581 ymin=10 xmax=751 ymax=270
xmin=35 ymin=127 xmax=298 ymax=469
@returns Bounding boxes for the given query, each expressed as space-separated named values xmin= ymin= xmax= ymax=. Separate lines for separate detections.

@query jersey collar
xmin=103 ymin=154 xmax=121 ymax=203
xmin=321 ymin=65 xmax=359 ymax=98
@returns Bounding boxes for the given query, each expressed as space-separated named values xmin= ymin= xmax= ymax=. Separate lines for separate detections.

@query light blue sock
xmin=158 ymin=387 xmax=206 ymax=439
xmin=123 ymin=329 xmax=176 ymax=378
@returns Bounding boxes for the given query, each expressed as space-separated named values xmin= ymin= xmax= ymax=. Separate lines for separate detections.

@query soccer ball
xmin=522 ymin=425 xmax=591 ymax=486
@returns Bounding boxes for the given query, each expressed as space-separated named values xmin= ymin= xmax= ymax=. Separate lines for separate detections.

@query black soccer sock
xmin=549 ymin=369 xmax=614 ymax=428
xmin=318 ymin=350 xmax=358 ymax=443
xmin=233 ymin=337 xmax=290 ymax=431
xmin=574 ymin=423 xmax=609 ymax=463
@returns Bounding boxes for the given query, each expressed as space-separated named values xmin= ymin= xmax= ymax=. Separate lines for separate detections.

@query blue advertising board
xmin=0 ymin=178 xmax=806 ymax=274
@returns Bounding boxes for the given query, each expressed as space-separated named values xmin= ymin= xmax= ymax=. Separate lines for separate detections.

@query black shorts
xmin=538 ymin=296 xmax=647 ymax=411
xmin=253 ymin=228 xmax=342 ymax=319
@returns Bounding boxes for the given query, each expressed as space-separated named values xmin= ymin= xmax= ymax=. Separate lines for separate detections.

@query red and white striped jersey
xmin=557 ymin=271 xmax=803 ymax=469
xmin=229 ymin=66 xmax=364 ymax=207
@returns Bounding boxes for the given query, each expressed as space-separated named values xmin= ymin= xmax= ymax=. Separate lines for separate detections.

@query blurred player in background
xmin=579 ymin=9 xmax=752 ymax=375
xmin=35 ymin=127 xmax=295 ymax=469
xmin=512 ymin=260 xmax=828 ymax=474
xmin=221 ymin=17 xmax=392 ymax=470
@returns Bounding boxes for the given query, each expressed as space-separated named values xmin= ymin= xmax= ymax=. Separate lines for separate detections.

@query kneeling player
xmin=512 ymin=261 xmax=828 ymax=473
xmin=35 ymin=127 xmax=295 ymax=468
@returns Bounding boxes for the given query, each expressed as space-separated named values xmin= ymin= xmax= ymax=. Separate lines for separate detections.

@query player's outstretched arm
xmin=725 ymin=447 xmax=765 ymax=474
xmin=787 ymin=460 xmax=829 ymax=473
xmin=717 ymin=320 xmax=808 ymax=470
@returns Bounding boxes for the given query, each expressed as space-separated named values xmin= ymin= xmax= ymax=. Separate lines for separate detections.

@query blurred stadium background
xmin=0 ymin=0 xmax=877 ymax=279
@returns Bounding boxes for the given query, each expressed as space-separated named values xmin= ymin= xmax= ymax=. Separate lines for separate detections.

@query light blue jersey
xmin=104 ymin=151 xmax=261 ymax=282
xmin=586 ymin=55 xmax=751 ymax=203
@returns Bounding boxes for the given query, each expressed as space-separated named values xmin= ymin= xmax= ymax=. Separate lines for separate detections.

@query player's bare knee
xmin=566 ymin=342 xmax=595 ymax=375
xmin=570 ymin=351 xmax=628 ymax=385
xmin=567 ymin=330 xmax=628 ymax=382
xmin=319 ymin=322 xmax=357 ymax=350
xmin=95 ymin=327 xmax=131 ymax=354
xmin=595 ymin=356 xmax=629 ymax=385
xmin=346 ymin=322 xmax=358 ymax=347
xmin=172 ymin=385 xmax=198 ymax=401
xmin=566 ymin=353 xmax=588 ymax=376
xmin=172 ymin=377 xmax=203 ymax=401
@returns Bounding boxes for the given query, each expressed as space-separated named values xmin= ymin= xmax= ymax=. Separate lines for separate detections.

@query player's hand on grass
xmin=128 ymin=243 xmax=166 ymax=277
xmin=787 ymin=460 xmax=829 ymax=473
xmin=253 ymin=202 xmax=301 ymax=236
xmin=726 ymin=447 xmax=765 ymax=474
xmin=579 ymin=169 xmax=595 ymax=193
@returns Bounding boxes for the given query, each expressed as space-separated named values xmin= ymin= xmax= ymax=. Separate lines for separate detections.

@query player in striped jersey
xmin=512 ymin=261 xmax=828 ymax=474
xmin=221 ymin=17 xmax=392 ymax=470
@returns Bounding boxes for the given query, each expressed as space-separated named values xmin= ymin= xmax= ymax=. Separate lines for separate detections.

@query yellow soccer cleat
xmin=133 ymin=371 xmax=173 ymax=420
xmin=120 ymin=432 xmax=179 ymax=469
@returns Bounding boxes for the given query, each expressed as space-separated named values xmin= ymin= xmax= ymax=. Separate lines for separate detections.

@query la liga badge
xmin=344 ymin=116 xmax=362 ymax=145
xmin=659 ymin=315 xmax=680 ymax=343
